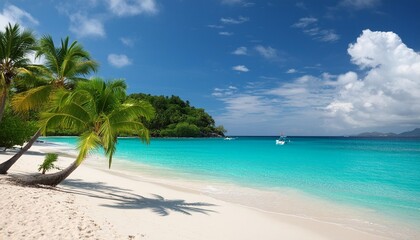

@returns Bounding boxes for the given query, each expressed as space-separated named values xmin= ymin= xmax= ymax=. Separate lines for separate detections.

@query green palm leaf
xmin=39 ymin=78 xmax=154 ymax=169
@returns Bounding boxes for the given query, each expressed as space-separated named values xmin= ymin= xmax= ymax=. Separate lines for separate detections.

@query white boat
xmin=275 ymin=135 xmax=288 ymax=145
xmin=224 ymin=137 xmax=235 ymax=140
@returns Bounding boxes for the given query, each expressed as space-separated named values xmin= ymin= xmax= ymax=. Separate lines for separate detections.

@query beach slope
xmin=0 ymin=143 xmax=387 ymax=240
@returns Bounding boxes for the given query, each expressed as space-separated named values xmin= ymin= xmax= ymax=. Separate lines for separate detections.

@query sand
xmin=0 ymin=142 xmax=400 ymax=239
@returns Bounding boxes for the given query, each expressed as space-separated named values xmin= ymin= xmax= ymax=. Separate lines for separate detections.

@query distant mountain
xmin=398 ymin=128 xmax=420 ymax=137
xmin=355 ymin=128 xmax=420 ymax=137
xmin=356 ymin=132 xmax=397 ymax=137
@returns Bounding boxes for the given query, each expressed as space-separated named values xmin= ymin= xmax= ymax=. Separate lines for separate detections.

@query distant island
xmin=129 ymin=94 xmax=226 ymax=138
xmin=355 ymin=128 xmax=420 ymax=137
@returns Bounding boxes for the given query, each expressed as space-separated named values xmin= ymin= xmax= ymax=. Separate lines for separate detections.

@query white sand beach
xmin=0 ymin=142 xmax=403 ymax=240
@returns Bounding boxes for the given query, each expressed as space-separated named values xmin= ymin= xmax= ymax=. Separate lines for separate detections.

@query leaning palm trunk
xmin=0 ymin=129 xmax=41 ymax=174
xmin=21 ymin=160 xmax=79 ymax=186
xmin=0 ymin=88 xmax=7 ymax=122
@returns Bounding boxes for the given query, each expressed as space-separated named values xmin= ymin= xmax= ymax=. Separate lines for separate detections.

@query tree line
xmin=129 ymin=93 xmax=226 ymax=138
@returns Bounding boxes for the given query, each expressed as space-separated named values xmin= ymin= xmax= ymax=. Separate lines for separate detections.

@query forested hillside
xmin=129 ymin=94 xmax=225 ymax=137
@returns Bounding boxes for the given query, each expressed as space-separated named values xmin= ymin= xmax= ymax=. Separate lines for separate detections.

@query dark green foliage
xmin=38 ymin=153 xmax=59 ymax=174
xmin=160 ymin=122 xmax=201 ymax=137
xmin=129 ymin=93 xmax=225 ymax=137
xmin=0 ymin=111 xmax=37 ymax=150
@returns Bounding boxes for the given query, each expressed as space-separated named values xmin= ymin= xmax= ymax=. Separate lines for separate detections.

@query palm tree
xmin=0 ymin=35 xmax=98 ymax=174
xmin=12 ymin=35 xmax=99 ymax=112
xmin=0 ymin=23 xmax=36 ymax=122
xmin=22 ymin=78 xmax=154 ymax=186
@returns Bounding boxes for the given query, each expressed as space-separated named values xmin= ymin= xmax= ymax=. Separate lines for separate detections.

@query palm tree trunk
xmin=0 ymin=129 xmax=41 ymax=174
xmin=21 ymin=160 xmax=79 ymax=186
xmin=0 ymin=88 xmax=8 ymax=123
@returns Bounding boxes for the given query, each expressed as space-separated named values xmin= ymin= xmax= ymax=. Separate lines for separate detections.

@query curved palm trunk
xmin=22 ymin=160 xmax=79 ymax=186
xmin=0 ymin=88 xmax=8 ymax=122
xmin=0 ymin=129 xmax=41 ymax=174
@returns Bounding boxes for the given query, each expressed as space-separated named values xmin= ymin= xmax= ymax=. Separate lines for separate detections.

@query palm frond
xmin=11 ymin=85 xmax=53 ymax=113
xmin=112 ymin=121 xmax=150 ymax=143
xmin=109 ymin=100 xmax=155 ymax=124
xmin=76 ymin=131 xmax=101 ymax=165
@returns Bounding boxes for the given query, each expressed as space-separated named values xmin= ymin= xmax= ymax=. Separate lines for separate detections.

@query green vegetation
xmin=25 ymin=78 xmax=154 ymax=185
xmin=0 ymin=111 xmax=37 ymax=150
xmin=0 ymin=22 xmax=225 ymax=185
xmin=0 ymin=32 xmax=99 ymax=175
xmin=130 ymin=94 xmax=225 ymax=137
xmin=38 ymin=153 xmax=59 ymax=174
xmin=0 ymin=23 xmax=36 ymax=123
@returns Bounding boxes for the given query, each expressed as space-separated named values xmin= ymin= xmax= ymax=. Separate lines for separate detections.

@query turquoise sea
xmin=42 ymin=136 xmax=420 ymax=228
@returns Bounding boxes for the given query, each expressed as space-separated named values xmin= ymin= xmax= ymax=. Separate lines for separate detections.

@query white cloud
xmin=266 ymin=75 xmax=335 ymax=108
xmin=108 ymin=54 xmax=132 ymax=68
xmin=292 ymin=17 xmax=339 ymax=42
xmin=0 ymin=4 xmax=39 ymax=29
xmin=292 ymin=17 xmax=317 ymax=28
xmin=220 ymin=16 xmax=249 ymax=24
xmin=259 ymin=76 xmax=278 ymax=80
xmin=207 ymin=24 xmax=224 ymax=29
xmin=232 ymin=47 xmax=248 ymax=55
xmin=325 ymin=29 xmax=420 ymax=129
xmin=219 ymin=31 xmax=233 ymax=36
xmin=212 ymin=86 xmax=238 ymax=97
xmin=214 ymin=30 xmax=420 ymax=135
xmin=120 ymin=37 xmax=135 ymax=47
xmin=107 ymin=0 xmax=158 ymax=16
xmin=232 ymin=65 xmax=249 ymax=72
xmin=286 ymin=68 xmax=297 ymax=74
xmin=255 ymin=45 xmax=277 ymax=59
xmin=214 ymin=93 xmax=281 ymax=134
xmin=26 ymin=51 xmax=45 ymax=65
xmin=69 ymin=13 xmax=105 ymax=38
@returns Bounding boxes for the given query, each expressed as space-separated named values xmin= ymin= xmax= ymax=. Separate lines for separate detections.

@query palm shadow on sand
xmin=60 ymin=179 xmax=217 ymax=216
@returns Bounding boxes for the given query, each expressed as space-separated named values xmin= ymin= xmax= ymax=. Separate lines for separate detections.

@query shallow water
xmin=43 ymin=136 xmax=420 ymax=237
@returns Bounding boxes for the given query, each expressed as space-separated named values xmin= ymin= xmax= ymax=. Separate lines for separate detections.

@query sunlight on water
xmin=42 ymin=136 xmax=420 ymax=226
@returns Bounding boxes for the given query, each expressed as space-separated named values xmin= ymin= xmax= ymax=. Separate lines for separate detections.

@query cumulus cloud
xmin=325 ymin=29 xmax=420 ymax=128
xmin=232 ymin=65 xmax=249 ymax=72
xmin=286 ymin=68 xmax=297 ymax=74
xmin=292 ymin=17 xmax=339 ymax=42
xmin=214 ymin=30 xmax=420 ymax=134
xmin=0 ymin=4 xmax=39 ymax=29
xmin=69 ymin=13 xmax=105 ymax=38
xmin=255 ymin=45 xmax=277 ymax=59
xmin=108 ymin=54 xmax=132 ymax=68
xmin=232 ymin=47 xmax=248 ymax=55
xmin=107 ymin=0 xmax=158 ymax=16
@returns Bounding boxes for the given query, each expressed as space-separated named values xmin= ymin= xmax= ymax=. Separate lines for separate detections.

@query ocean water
xmin=42 ymin=136 xmax=420 ymax=227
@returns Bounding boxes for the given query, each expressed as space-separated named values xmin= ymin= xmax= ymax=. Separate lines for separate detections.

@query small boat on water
xmin=275 ymin=135 xmax=288 ymax=145
xmin=224 ymin=137 xmax=235 ymax=140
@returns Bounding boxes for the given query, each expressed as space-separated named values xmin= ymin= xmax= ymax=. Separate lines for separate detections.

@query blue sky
xmin=1 ymin=0 xmax=420 ymax=135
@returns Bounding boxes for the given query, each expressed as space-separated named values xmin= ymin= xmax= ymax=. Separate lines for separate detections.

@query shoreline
xmin=93 ymin=156 xmax=419 ymax=240
xmin=1 ymin=142 xmax=418 ymax=239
